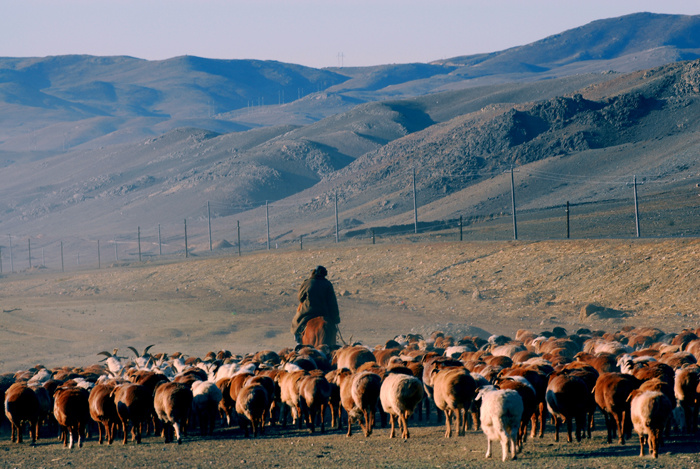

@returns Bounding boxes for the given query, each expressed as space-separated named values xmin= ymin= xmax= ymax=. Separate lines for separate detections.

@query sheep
xmin=112 ymin=382 xmax=153 ymax=444
xmin=673 ymin=365 xmax=699 ymax=433
xmin=191 ymin=380 xmax=223 ymax=436
xmin=88 ymin=381 xmax=120 ymax=444
xmin=153 ymin=381 xmax=193 ymax=444
xmin=278 ymin=370 xmax=307 ymax=428
xmin=235 ymin=381 xmax=269 ymax=437
xmin=495 ymin=376 xmax=537 ymax=452
xmin=299 ymin=373 xmax=331 ymax=433
xmin=379 ymin=371 xmax=424 ymax=439
xmin=475 ymin=386 xmax=523 ymax=461
xmin=431 ymin=366 xmax=477 ymax=437
xmin=335 ymin=368 xmax=382 ymax=437
xmin=629 ymin=390 xmax=673 ymax=458
xmin=324 ymin=369 xmax=343 ymax=430
xmin=334 ymin=345 xmax=376 ymax=372
xmin=53 ymin=386 xmax=90 ymax=449
xmin=593 ymin=372 xmax=641 ymax=444
xmin=545 ymin=373 xmax=589 ymax=442
xmin=4 ymin=382 xmax=40 ymax=444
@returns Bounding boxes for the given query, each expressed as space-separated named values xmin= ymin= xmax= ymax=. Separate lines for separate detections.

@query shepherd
xmin=291 ymin=265 xmax=340 ymax=347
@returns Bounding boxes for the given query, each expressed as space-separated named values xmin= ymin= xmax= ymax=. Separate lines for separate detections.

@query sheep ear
xmin=627 ymin=390 xmax=639 ymax=403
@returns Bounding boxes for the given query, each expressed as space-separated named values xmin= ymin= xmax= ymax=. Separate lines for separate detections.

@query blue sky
xmin=2 ymin=0 xmax=700 ymax=68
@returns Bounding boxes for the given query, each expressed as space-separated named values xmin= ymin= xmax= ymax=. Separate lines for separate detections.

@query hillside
xmin=0 ymin=13 xmax=699 ymax=265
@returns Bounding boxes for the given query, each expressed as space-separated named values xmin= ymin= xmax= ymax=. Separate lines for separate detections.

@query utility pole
xmin=565 ymin=201 xmax=570 ymax=239
xmin=335 ymin=192 xmax=339 ymax=243
xmin=8 ymin=235 xmax=13 ymax=273
xmin=266 ymin=201 xmax=270 ymax=250
xmin=632 ymin=175 xmax=642 ymax=238
xmin=237 ymin=220 xmax=241 ymax=256
xmin=412 ymin=168 xmax=418 ymax=234
xmin=184 ymin=219 xmax=188 ymax=258
xmin=507 ymin=165 xmax=519 ymax=240
xmin=207 ymin=201 xmax=212 ymax=251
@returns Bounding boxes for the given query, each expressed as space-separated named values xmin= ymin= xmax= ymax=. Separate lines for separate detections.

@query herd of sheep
xmin=2 ymin=325 xmax=700 ymax=461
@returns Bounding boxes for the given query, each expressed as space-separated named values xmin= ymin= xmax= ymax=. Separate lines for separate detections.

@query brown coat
xmin=290 ymin=274 xmax=340 ymax=336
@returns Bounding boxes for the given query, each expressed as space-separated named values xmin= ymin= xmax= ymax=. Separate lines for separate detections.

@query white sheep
xmin=629 ymin=390 xmax=673 ymax=458
xmin=379 ymin=372 xmax=424 ymax=439
xmin=191 ymin=380 xmax=223 ymax=436
xmin=475 ymin=386 xmax=523 ymax=461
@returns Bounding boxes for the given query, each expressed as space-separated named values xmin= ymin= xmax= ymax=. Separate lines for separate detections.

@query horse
xmin=301 ymin=316 xmax=337 ymax=348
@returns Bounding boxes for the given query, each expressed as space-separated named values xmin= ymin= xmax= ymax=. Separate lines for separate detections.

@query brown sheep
xmin=4 ymin=382 xmax=39 ymax=444
xmin=334 ymin=345 xmax=376 ymax=372
xmin=112 ymin=383 xmax=153 ymax=444
xmin=88 ymin=381 xmax=120 ymax=444
xmin=545 ymin=373 xmax=588 ymax=442
xmin=235 ymin=382 xmax=269 ymax=438
xmin=299 ymin=373 xmax=331 ymax=433
xmin=593 ymin=372 xmax=641 ymax=444
xmin=153 ymin=381 xmax=193 ymax=444
xmin=336 ymin=368 xmax=382 ymax=437
xmin=278 ymin=370 xmax=308 ymax=428
xmin=53 ymin=386 xmax=91 ymax=448
xmin=431 ymin=366 xmax=477 ymax=437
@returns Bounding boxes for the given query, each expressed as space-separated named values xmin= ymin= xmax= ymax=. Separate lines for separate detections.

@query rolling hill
xmin=0 ymin=12 xmax=699 ymax=263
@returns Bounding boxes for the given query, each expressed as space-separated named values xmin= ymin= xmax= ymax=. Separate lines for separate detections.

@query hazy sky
xmin=2 ymin=0 xmax=700 ymax=68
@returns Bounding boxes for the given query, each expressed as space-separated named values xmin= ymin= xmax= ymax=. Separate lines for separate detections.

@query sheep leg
xmin=401 ymin=411 xmax=410 ymax=439
xmin=444 ymin=409 xmax=452 ymax=438
xmin=614 ymin=412 xmax=625 ymax=444
xmin=651 ymin=429 xmax=661 ymax=458
xmin=638 ymin=433 xmax=645 ymax=457
xmin=457 ymin=408 xmax=464 ymax=437
xmin=362 ymin=409 xmax=371 ymax=437
xmin=346 ymin=415 xmax=353 ymax=437
xmin=553 ymin=415 xmax=560 ymax=442
xmin=485 ymin=437 xmax=492 ymax=459
xmin=389 ymin=414 xmax=397 ymax=438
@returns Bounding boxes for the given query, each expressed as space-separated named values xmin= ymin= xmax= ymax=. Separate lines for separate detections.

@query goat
xmin=153 ymin=381 xmax=193 ymax=444
xmin=475 ymin=386 xmax=523 ymax=461
xmin=379 ymin=372 xmax=424 ymax=439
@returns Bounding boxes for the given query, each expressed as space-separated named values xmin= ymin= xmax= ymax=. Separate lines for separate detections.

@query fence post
xmin=0 ymin=246 xmax=2 ymax=274
xmin=412 ymin=168 xmax=418 ymax=234
xmin=335 ymin=192 xmax=339 ymax=243
xmin=237 ymin=220 xmax=241 ymax=256
xmin=97 ymin=240 xmax=101 ymax=269
xmin=459 ymin=215 xmax=463 ymax=241
xmin=371 ymin=229 xmax=375 ymax=245
xmin=266 ymin=201 xmax=270 ymax=250
xmin=184 ymin=219 xmax=188 ymax=258
xmin=8 ymin=234 xmax=13 ymax=273
xmin=208 ymin=201 xmax=212 ymax=251
xmin=565 ymin=201 xmax=570 ymax=239
xmin=509 ymin=165 xmax=518 ymax=240
xmin=61 ymin=241 xmax=64 ymax=272
xmin=158 ymin=224 xmax=162 ymax=255
xmin=633 ymin=175 xmax=641 ymax=238
xmin=114 ymin=236 xmax=118 ymax=261
xmin=300 ymin=235 xmax=303 ymax=250
xmin=28 ymin=238 xmax=31 ymax=268
xmin=137 ymin=226 xmax=142 ymax=262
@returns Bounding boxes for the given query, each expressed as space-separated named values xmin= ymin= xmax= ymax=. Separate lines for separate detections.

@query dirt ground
xmin=0 ymin=238 xmax=698 ymax=467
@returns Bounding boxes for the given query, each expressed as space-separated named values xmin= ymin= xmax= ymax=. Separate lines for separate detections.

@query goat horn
xmin=143 ymin=344 xmax=156 ymax=355
xmin=127 ymin=346 xmax=140 ymax=358
xmin=97 ymin=351 xmax=113 ymax=358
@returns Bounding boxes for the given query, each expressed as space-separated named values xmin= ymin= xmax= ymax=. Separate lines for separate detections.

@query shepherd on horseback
xmin=291 ymin=265 xmax=340 ymax=347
